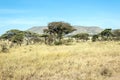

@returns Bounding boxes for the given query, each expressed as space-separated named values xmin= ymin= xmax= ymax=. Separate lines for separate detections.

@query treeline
xmin=0 ymin=30 xmax=43 ymax=53
xmin=0 ymin=29 xmax=42 ymax=45
xmin=0 ymin=21 xmax=120 ymax=53
xmin=73 ymin=28 xmax=120 ymax=42
xmin=92 ymin=29 xmax=120 ymax=42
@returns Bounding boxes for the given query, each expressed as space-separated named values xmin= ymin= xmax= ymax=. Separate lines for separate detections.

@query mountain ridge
xmin=27 ymin=26 xmax=103 ymax=35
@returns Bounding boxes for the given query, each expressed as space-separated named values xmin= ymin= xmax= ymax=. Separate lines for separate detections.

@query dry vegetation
xmin=0 ymin=41 xmax=120 ymax=80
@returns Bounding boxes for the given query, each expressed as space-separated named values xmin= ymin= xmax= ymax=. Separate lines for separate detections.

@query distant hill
xmin=27 ymin=26 xmax=47 ymax=34
xmin=27 ymin=26 xmax=103 ymax=35
xmin=70 ymin=26 xmax=103 ymax=35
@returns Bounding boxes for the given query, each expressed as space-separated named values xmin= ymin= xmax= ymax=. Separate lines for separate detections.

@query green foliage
xmin=12 ymin=33 xmax=24 ymax=43
xmin=0 ymin=30 xmax=42 ymax=45
xmin=1 ymin=29 xmax=24 ymax=46
xmin=48 ymin=22 xmax=76 ymax=35
xmin=92 ymin=34 xmax=99 ymax=42
xmin=40 ymin=34 xmax=49 ymax=37
xmin=44 ymin=21 xmax=76 ymax=45
xmin=72 ymin=33 xmax=89 ymax=41
xmin=54 ymin=41 xmax=62 ymax=45
xmin=1 ymin=29 xmax=24 ymax=41
xmin=48 ymin=22 xmax=76 ymax=40
xmin=100 ymin=29 xmax=113 ymax=41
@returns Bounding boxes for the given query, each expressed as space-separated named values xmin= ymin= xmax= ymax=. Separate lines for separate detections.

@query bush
xmin=92 ymin=35 xmax=99 ymax=42
xmin=0 ymin=43 xmax=9 ymax=53
xmin=54 ymin=41 xmax=62 ymax=45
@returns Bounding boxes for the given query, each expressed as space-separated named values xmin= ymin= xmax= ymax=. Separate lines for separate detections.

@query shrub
xmin=92 ymin=35 xmax=99 ymax=42
xmin=0 ymin=43 xmax=9 ymax=53
xmin=54 ymin=41 xmax=62 ymax=45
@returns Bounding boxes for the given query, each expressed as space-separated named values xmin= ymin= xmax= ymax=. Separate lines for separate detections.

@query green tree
xmin=0 ymin=29 xmax=24 ymax=45
xmin=100 ymin=29 xmax=113 ymax=41
xmin=0 ymin=30 xmax=42 ymax=46
xmin=12 ymin=33 xmax=24 ymax=46
xmin=92 ymin=34 xmax=99 ymax=42
xmin=45 ymin=21 xmax=76 ymax=45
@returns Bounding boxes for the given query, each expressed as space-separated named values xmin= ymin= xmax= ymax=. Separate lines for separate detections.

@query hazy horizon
xmin=0 ymin=0 xmax=120 ymax=35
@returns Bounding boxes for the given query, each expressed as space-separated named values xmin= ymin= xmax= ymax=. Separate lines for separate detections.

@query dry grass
xmin=0 ymin=41 xmax=120 ymax=80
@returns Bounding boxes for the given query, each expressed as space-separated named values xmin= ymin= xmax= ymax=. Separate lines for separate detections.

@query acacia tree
xmin=100 ymin=29 xmax=113 ymax=41
xmin=0 ymin=29 xmax=24 ymax=46
xmin=45 ymin=22 xmax=76 ymax=45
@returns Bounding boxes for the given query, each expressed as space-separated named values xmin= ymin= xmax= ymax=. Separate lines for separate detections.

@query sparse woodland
xmin=0 ymin=22 xmax=120 ymax=80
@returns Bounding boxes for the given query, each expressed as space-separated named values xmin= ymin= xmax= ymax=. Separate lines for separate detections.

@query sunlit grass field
xmin=0 ymin=41 xmax=120 ymax=80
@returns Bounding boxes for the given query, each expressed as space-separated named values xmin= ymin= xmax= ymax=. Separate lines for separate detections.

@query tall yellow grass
xmin=0 ymin=41 xmax=120 ymax=80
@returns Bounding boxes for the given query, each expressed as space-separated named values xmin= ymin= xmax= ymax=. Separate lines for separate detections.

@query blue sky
xmin=0 ymin=0 xmax=120 ymax=35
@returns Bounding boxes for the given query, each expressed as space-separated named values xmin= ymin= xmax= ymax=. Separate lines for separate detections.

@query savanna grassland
xmin=0 ymin=41 xmax=120 ymax=80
